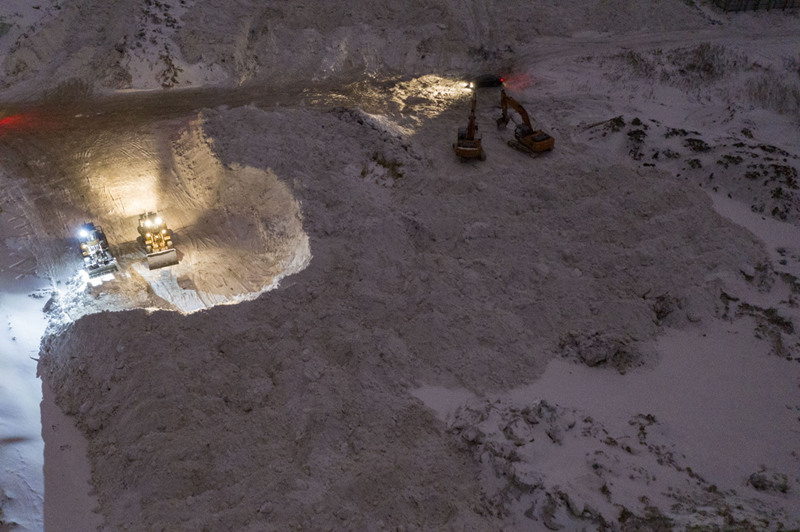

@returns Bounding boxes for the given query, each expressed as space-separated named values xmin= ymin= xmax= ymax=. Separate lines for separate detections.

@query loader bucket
xmin=146 ymin=248 xmax=179 ymax=269
xmin=87 ymin=260 xmax=119 ymax=278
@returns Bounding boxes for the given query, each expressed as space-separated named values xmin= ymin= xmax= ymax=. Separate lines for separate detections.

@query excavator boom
xmin=497 ymin=89 xmax=533 ymax=131
xmin=466 ymin=91 xmax=477 ymax=139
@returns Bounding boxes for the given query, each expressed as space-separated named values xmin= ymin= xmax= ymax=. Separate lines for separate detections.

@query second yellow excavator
xmin=496 ymin=89 xmax=554 ymax=156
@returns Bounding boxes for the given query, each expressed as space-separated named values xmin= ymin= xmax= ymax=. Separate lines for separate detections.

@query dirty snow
xmin=1 ymin=0 xmax=799 ymax=530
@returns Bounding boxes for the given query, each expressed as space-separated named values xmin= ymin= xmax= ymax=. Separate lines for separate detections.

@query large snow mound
xmin=38 ymin=97 xmax=791 ymax=529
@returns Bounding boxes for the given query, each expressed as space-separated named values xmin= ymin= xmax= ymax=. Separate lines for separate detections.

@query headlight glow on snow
xmin=391 ymin=75 xmax=476 ymax=120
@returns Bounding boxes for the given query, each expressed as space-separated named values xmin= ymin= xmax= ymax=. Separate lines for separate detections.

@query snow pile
xmin=37 ymin=93 xmax=795 ymax=529
xmin=446 ymin=393 xmax=795 ymax=529
xmin=588 ymin=41 xmax=800 ymax=119
xmin=38 ymin=305 xmax=492 ymax=530
xmin=580 ymin=114 xmax=800 ymax=224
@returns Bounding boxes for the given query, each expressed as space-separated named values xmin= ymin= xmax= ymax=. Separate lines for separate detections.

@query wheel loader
xmin=138 ymin=212 xmax=179 ymax=269
xmin=453 ymin=90 xmax=486 ymax=161
xmin=78 ymin=222 xmax=118 ymax=278
xmin=496 ymin=89 xmax=554 ymax=156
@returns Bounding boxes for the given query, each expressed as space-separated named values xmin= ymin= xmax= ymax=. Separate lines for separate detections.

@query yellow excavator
xmin=496 ymin=89 xmax=554 ymax=156
xmin=453 ymin=91 xmax=486 ymax=161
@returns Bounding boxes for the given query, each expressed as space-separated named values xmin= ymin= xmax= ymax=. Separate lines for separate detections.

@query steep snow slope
xmin=0 ymin=0 xmax=799 ymax=530
xmin=2 ymin=0 xmax=716 ymax=96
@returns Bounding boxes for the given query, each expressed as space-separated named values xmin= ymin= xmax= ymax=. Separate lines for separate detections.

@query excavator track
xmin=507 ymin=139 xmax=542 ymax=158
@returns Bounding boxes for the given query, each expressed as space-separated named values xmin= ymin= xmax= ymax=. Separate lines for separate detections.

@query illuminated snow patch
xmin=389 ymin=75 xmax=477 ymax=119
xmin=52 ymin=113 xmax=313 ymax=319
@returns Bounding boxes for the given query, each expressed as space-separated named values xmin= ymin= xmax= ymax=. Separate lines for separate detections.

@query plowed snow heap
xmin=78 ymin=222 xmax=118 ymax=282
xmin=138 ymin=212 xmax=179 ymax=269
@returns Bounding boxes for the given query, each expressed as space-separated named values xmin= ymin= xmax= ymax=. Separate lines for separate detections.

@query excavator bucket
xmin=86 ymin=259 xmax=119 ymax=278
xmin=146 ymin=248 xmax=179 ymax=270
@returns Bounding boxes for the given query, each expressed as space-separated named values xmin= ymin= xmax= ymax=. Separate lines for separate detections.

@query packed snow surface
xmin=1 ymin=0 xmax=799 ymax=530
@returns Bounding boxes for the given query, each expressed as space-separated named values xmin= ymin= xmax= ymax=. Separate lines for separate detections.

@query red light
xmin=0 ymin=114 xmax=27 ymax=128
xmin=0 ymin=112 xmax=48 ymax=135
